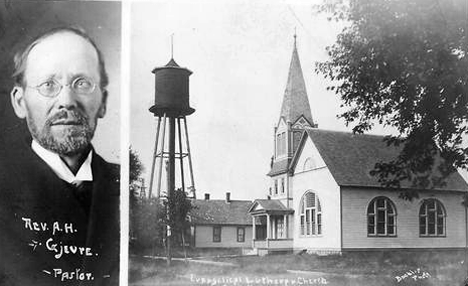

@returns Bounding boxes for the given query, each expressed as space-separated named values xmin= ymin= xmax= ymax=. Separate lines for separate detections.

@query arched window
xmin=367 ymin=197 xmax=396 ymax=236
xmin=303 ymin=157 xmax=316 ymax=171
xmin=419 ymin=199 xmax=445 ymax=237
xmin=299 ymin=192 xmax=322 ymax=236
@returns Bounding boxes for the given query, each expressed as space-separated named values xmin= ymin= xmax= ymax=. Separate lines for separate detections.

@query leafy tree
xmin=129 ymin=147 xmax=144 ymax=219
xmin=163 ymin=188 xmax=193 ymax=262
xmin=129 ymin=147 xmax=144 ymax=191
xmin=316 ymin=0 xmax=468 ymax=198
xmin=164 ymin=188 xmax=193 ymax=234
xmin=130 ymin=197 xmax=166 ymax=254
xmin=129 ymin=147 xmax=165 ymax=254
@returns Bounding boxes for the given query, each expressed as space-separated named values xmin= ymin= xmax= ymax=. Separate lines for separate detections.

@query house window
xmin=213 ymin=226 xmax=221 ymax=242
xmin=281 ymin=178 xmax=285 ymax=194
xmin=276 ymin=132 xmax=286 ymax=156
xmin=367 ymin=197 xmax=396 ymax=236
xmin=299 ymin=192 xmax=322 ymax=236
xmin=419 ymin=199 xmax=445 ymax=237
xmin=237 ymin=227 xmax=245 ymax=242
xmin=274 ymin=180 xmax=278 ymax=195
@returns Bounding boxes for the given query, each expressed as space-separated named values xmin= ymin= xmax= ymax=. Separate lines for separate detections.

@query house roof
xmin=248 ymin=199 xmax=294 ymax=215
xmin=303 ymin=129 xmax=468 ymax=192
xmin=189 ymin=199 xmax=253 ymax=225
xmin=279 ymin=36 xmax=314 ymax=126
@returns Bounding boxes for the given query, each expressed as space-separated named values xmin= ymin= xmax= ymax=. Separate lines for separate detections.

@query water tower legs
xmin=148 ymin=114 xmax=196 ymax=199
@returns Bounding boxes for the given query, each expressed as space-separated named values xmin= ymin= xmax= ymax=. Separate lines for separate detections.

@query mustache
xmin=45 ymin=110 xmax=88 ymax=126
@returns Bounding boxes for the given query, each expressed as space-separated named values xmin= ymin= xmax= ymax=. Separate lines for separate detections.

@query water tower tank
xmin=149 ymin=58 xmax=195 ymax=117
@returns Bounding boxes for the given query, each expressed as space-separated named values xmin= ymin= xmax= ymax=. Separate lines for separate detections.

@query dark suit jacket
xmin=0 ymin=134 xmax=120 ymax=286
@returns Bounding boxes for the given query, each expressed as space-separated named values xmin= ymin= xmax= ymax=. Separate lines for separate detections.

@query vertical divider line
xmin=120 ymin=1 xmax=131 ymax=285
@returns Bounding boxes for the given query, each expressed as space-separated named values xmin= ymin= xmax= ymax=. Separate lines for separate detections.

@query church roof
xmin=189 ymin=199 xmax=253 ymax=225
xmin=279 ymin=36 xmax=314 ymax=125
xmin=304 ymin=129 xmax=468 ymax=192
xmin=267 ymin=159 xmax=290 ymax=176
xmin=248 ymin=199 xmax=294 ymax=215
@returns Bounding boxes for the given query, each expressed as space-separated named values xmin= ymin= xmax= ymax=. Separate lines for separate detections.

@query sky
xmin=129 ymin=1 xmax=468 ymax=200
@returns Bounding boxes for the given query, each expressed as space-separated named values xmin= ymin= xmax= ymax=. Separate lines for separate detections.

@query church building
xmin=248 ymin=36 xmax=468 ymax=255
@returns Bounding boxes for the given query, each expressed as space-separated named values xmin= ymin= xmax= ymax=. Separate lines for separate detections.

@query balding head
xmin=12 ymin=27 xmax=108 ymax=90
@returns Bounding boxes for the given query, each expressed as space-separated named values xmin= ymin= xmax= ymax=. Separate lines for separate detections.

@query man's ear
xmin=10 ymin=86 xmax=27 ymax=119
xmin=98 ymin=89 xmax=108 ymax=118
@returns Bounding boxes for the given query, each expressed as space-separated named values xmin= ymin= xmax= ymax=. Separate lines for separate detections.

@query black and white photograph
xmin=128 ymin=1 xmax=468 ymax=286
xmin=0 ymin=1 xmax=121 ymax=285
xmin=0 ymin=0 xmax=468 ymax=285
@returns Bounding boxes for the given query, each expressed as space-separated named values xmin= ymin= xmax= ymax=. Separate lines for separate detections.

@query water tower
xmin=148 ymin=50 xmax=196 ymax=200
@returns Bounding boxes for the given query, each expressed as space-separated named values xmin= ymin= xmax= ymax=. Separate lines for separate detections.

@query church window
xmin=367 ymin=197 xmax=396 ymax=236
xmin=299 ymin=192 xmax=322 ymax=237
xmin=293 ymin=131 xmax=302 ymax=152
xmin=303 ymin=157 xmax=316 ymax=171
xmin=300 ymin=216 xmax=305 ymax=236
xmin=419 ymin=199 xmax=445 ymax=237
xmin=276 ymin=132 xmax=286 ymax=156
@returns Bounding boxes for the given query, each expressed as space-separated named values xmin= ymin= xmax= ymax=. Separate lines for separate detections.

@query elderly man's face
xmin=11 ymin=32 xmax=106 ymax=156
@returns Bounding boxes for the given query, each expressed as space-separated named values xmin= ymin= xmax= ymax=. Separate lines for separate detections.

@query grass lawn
xmin=129 ymin=250 xmax=468 ymax=286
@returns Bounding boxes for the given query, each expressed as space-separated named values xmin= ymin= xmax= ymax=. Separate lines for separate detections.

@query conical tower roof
xmin=279 ymin=35 xmax=314 ymax=125
xmin=165 ymin=58 xmax=180 ymax=67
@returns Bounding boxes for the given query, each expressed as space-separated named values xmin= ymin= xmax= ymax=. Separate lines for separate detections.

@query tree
xmin=316 ymin=0 xmax=468 ymax=198
xmin=129 ymin=147 xmax=144 ymax=193
xmin=163 ymin=188 xmax=193 ymax=263
xmin=130 ymin=197 xmax=166 ymax=254
xmin=165 ymin=189 xmax=193 ymax=233
xmin=129 ymin=147 xmax=166 ymax=254
xmin=129 ymin=147 xmax=144 ymax=221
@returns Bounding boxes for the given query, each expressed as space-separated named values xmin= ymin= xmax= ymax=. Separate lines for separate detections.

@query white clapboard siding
xmin=194 ymin=225 xmax=253 ymax=248
xmin=341 ymin=188 xmax=466 ymax=249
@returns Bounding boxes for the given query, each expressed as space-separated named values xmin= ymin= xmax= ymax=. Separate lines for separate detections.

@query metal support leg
xmin=183 ymin=117 xmax=196 ymax=198
xmin=156 ymin=114 xmax=167 ymax=198
xmin=177 ymin=117 xmax=185 ymax=193
xmin=148 ymin=116 xmax=161 ymax=198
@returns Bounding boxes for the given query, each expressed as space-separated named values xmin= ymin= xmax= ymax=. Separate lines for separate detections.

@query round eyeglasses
xmin=27 ymin=77 xmax=97 ymax=98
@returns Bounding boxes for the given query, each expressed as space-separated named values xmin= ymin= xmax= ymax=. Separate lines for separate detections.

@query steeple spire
xmin=294 ymin=27 xmax=297 ymax=46
xmin=279 ymin=34 xmax=314 ymax=126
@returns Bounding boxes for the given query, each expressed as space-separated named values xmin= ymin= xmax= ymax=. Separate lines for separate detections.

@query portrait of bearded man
xmin=0 ymin=24 xmax=120 ymax=286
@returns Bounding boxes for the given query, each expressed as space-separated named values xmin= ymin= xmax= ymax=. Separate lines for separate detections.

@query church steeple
xmin=279 ymin=34 xmax=314 ymax=126
xmin=267 ymin=34 xmax=316 ymax=203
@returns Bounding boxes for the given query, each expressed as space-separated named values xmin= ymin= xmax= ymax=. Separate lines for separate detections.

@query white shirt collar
xmin=31 ymin=140 xmax=93 ymax=184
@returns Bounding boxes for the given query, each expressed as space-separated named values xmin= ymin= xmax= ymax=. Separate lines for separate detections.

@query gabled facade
xmin=249 ymin=35 xmax=468 ymax=255
xmin=290 ymin=129 xmax=467 ymax=252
